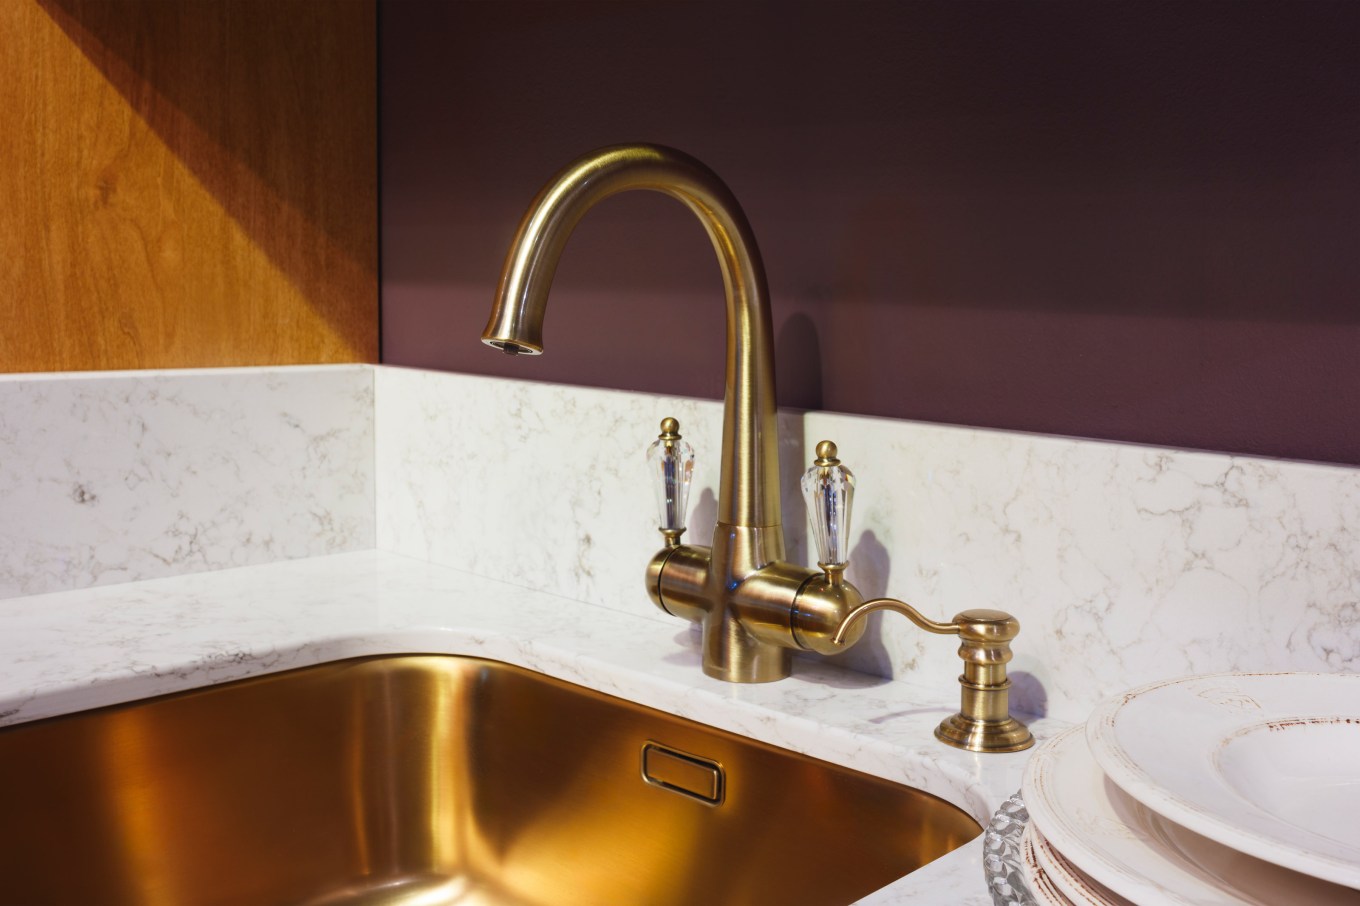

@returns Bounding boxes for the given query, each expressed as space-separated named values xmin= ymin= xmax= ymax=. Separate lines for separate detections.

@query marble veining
xmin=13 ymin=362 xmax=1350 ymax=724
xmin=376 ymin=367 xmax=1360 ymax=723
xmin=0 ymin=366 xmax=375 ymax=599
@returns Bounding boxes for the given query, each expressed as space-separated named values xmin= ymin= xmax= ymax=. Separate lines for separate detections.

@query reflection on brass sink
xmin=0 ymin=656 xmax=981 ymax=905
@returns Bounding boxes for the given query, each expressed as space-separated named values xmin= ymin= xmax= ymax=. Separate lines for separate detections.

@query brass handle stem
xmin=832 ymin=598 xmax=957 ymax=644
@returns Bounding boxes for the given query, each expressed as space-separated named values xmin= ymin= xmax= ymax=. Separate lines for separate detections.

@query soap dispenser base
xmin=935 ymin=713 xmax=1035 ymax=753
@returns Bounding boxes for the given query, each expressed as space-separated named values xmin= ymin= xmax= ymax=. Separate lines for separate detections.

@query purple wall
xmin=381 ymin=2 xmax=1360 ymax=465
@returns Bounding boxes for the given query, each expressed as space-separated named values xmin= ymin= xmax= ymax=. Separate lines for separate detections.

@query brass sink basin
xmin=0 ymin=656 xmax=981 ymax=905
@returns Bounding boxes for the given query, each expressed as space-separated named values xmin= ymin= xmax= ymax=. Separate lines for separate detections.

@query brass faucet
xmin=483 ymin=144 xmax=1032 ymax=752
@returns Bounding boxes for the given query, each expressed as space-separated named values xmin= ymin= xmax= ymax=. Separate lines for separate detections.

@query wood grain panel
xmin=0 ymin=0 xmax=377 ymax=372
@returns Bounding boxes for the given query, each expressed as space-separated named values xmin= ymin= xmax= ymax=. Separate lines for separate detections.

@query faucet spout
xmin=487 ymin=144 xmax=871 ymax=683
xmin=483 ymin=144 xmax=781 ymax=535
xmin=483 ymin=145 xmax=1035 ymax=714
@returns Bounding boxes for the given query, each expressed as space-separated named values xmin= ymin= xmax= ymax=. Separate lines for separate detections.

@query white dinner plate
xmin=1087 ymin=672 xmax=1360 ymax=890
xmin=1020 ymin=824 xmax=1078 ymax=906
xmin=1028 ymin=823 xmax=1132 ymax=906
xmin=1023 ymin=725 xmax=1360 ymax=905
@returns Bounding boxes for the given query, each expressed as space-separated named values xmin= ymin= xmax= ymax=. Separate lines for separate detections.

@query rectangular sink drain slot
xmin=641 ymin=742 xmax=724 ymax=805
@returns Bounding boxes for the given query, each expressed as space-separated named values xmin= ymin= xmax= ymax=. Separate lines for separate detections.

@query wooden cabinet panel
xmin=0 ymin=0 xmax=377 ymax=372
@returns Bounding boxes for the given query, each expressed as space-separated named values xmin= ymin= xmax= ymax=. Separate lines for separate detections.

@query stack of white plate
xmin=1015 ymin=673 xmax=1360 ymax=905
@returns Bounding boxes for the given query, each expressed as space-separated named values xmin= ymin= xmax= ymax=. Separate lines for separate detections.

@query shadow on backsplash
xmin=687 ymin=489 xmax=717 ymax=551
xmin=1009 ymin=673 xmax=1049 ymax=719
xmin=828 ymin=531 xmax=896 ymax=679
xmin=851 ymin=531 xmax=892 ymax=600
xmin=775 ymin=312 xmax=824 ymax=413
xmin=777 ymin=417 xmax=810 ymax=567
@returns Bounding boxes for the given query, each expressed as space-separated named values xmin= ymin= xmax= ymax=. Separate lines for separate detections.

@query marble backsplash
xmin=4 ymin=363 xmax=1353 ymax=723
xmin=376 ymin=366 xmax=1360 ymax=722
xmin=0 ymin=366 xmax=375 ymax=599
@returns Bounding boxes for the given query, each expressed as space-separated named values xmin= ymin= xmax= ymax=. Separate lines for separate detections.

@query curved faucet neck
xmin=483 ymin=144 xmax=783 ymax=535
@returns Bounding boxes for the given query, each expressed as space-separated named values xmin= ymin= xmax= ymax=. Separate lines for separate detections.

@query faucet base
xmin=700 ymin=611 xmax=792 ymax=683
xmin=700 ymin=656 xmax=791 ymax=684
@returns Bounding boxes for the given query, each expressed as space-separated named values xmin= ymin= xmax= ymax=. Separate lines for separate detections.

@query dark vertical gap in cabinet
xmin=375 ymin=0 xmax=385 ymax=363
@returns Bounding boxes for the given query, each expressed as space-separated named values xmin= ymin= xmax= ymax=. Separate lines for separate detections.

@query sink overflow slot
xmin=640 ymin=742 xmax=725 ymax=806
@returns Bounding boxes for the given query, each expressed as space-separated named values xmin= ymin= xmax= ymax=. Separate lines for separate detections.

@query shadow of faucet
xmin=814 ymin=530 xmax=898 ymax=679
xmin=1009 ymin=671 xmax=1049 ymax=718
xmin=776 ymin=312 xmax=823 ymax=412
xmin=687 ymin=488 xmax=717 ymax=550
xmin=848 ymin=529 xmax=891 ymax=599
xmin=777 ymin=409 xmax=809 ymax=566
xmin=776 ymin=312 xmax=821 ymax=566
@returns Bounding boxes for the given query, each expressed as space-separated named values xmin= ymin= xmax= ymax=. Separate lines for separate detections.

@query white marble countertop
xmin=0 ymin=548 xmax=1064 ymax=905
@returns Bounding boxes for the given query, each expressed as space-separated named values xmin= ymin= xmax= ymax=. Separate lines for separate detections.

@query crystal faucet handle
xmin=647 ymin=418 xmax=694 ymax=548
xmin=801 ymin=440 xmax=855 ymax=581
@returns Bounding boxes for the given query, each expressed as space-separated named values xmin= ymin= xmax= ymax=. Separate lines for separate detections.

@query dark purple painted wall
xmin=381 ymin=1 xmax=1360 ymax=465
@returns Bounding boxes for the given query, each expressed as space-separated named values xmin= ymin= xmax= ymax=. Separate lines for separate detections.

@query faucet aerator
xmin=484 ymin=339 xmax=538 ymax=356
